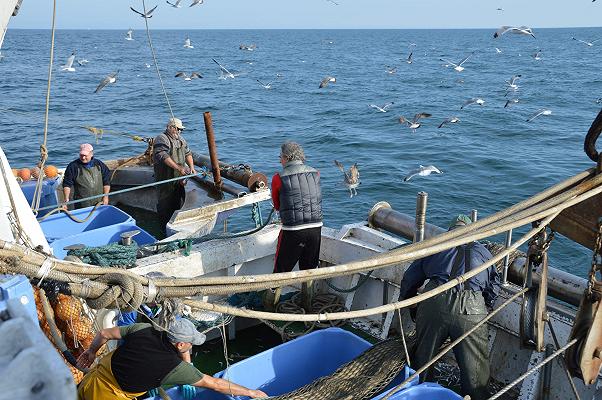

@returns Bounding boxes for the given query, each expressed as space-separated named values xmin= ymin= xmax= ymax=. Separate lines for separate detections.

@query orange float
xmin=11 ymin=168 xmax=19 ymax=177
xmin=44 ymin=165 xmax=58 ymax=178
xmin=18 ymin=168 xmax=31 ymax=181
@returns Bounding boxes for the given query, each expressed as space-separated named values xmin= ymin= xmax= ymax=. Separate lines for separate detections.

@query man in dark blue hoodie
xmin=399 ymin=214 xmax=500 ymax=400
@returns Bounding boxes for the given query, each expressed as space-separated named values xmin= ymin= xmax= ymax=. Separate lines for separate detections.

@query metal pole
xmin=471 ymin=209 xmax=478 ymax=222
xmin=541 ymin=344 xmax=554 ymax=400
xmin=414 ymin=192 xmax=428 ymax=243
xmin=203 ymin=112 xmax=222 ymax=189
xmin=502 ymin=229 xmax=513 ymax=284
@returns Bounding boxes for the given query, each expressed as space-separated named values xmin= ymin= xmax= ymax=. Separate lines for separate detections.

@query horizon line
xmin=8 ymin=25 xmax=602 ymax=30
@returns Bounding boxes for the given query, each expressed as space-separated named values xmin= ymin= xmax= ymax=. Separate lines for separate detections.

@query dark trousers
xmin=156 ymin=185 xmax=185 ymax=235
xmin=413 ymin=287 xmax=491 ymax=400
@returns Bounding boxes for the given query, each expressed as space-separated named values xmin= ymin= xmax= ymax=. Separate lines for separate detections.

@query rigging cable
xmin=32 ymin=0 xmax=57 ymax=214
xmin=141 ymin=0 xmax=175 ymax=120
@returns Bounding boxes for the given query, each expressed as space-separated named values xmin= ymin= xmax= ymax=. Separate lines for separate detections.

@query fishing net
xmin=269 ymin=336 xmax=414 ymax=400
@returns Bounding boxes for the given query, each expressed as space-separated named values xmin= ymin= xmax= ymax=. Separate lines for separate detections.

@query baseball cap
xmin=80 ymin=143 xmax=94 ymax=155
xmin=448 ymin=214 xmax=472 ymax=229
xmin=168 ymin=117 xmax=186 ymax=130
xmin=167 ymin=318 xmax=206 ymax=345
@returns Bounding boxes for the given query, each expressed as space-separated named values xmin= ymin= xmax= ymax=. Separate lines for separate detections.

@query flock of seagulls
xmin=47 ymin=7 xmax=598 ymax=197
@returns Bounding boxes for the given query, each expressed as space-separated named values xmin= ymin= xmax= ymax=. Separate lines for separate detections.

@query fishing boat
xmin=3 ymin=1 xmax=602 ymax=399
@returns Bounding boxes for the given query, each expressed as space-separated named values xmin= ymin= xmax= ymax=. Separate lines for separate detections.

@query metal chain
xmin=587 ymin=218 xmax=602 ymax=297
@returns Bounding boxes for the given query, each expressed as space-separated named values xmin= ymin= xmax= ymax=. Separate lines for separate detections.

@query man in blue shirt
xmin=399 ymin=214 xmax=500 ymax=400
xmin=62 ymin=143 xmax=111 ymax=209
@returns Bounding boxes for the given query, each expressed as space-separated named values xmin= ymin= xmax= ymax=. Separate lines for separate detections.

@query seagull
xmin=190 ymin=0 xmax=204 ymax=6
xmin=532 ymin=50 xmax=542 ymax=60
xmin=439 ymin=52 xmax=474 ymax=72
xmin=61 ymin=52 xmax=76 ymax=71
xmin=496 ymin=7 xmax=504 ymax=11
xmin=403 ymin=165 xmax=443 ymax=182
xmin=438 ymin=117 xmax=460 ymax=129
xmin=166 ymin=0 xmax=182 ymax=7
xmin=175 ymin=71 xmax=202 ymax=80
xmin=334 ymin=161 xmax=360 ymax=197
xmin=256 ymin=79 xmax=274 ymax=89
xmin=461 ymin=98 xmax=485 ymax=109
xmin=385 ymin=65 xmax=397 ymax=74
xmin=406 ymin=52 xmax=413 ymax=64
xmin=572 ymin=37 xmax=600 ymax=47
xmin=495 ymin=47 xmax=502 ymax=53
xmin=494 ymin=26 xmax=535 ymax=39
xmin=130 ymin=5 xmax=158 ymax=18
xmin=0 ymin=52 xmax=4 ymax=62
xmin=145 ymin=63 xmax=151 ymax=68
xmin=239 ymin=44 xmax=257 ymax=51
xmin=183 ymin=37 xmax=194 ymax=48
xmin=596 ymin=98 xmax=602 ymax=104
xmin=212 ymin=58 xmax=236 ymax=79
xmin=125 ymin=28 xmax=134 ymax=41
xmin=505 ymin=74 xmax=521 ymax=90
xmin=504 ymin=99 xmax=520 ymax=108
xmin=326 ymin=0 xmax=340 ymax=5
xmin=526 ymin=108 xmax=552 ymax=122
xmin=398 ymin=113 xmax=432 ymax=133
xmin=94 ymin=70 xmax=119 ymax=93
xmin=76 ymin=58 xmax=89 ymax=66
xmin=319 ymin=76 xmax=336 ymax=88
xmin=369 ymin=102 xmax=394 ymax=113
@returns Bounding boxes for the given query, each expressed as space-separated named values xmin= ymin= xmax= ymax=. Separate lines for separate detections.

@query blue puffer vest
xmin=279 ymin=160 xmax=323 ymax=228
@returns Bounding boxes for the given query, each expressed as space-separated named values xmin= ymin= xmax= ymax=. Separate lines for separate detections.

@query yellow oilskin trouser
xmin=77 ymin=351 xmax=146 ymax=400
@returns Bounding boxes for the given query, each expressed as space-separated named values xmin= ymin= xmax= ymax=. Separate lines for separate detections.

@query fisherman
xmin=399 ymin=214 xmax=500 ymax=400
xmin=271 ymin=141 xmax=323 ymax=309
xmin=153 ymin=117 xmax=196 ymax=234
xmin=62 ymin=143 xmax=111 ymax=209
xmin=76 ymin=318 xmax=268 ymax=399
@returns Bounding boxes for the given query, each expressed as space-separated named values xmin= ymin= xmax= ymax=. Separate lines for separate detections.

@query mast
xmin=0 ymin=0 xmax=22 ymax=50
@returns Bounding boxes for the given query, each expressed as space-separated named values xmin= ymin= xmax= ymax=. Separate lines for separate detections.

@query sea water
xmin=1 ymin=28 xmax=601 ymax=276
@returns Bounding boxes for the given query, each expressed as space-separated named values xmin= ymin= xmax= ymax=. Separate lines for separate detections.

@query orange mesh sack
xmin=54 ymin=294 xmax=83 ymax=321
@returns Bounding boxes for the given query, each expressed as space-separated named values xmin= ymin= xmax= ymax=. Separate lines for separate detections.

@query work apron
xmin=154 ymin=134 xmax=186 ymax=201
xmin=74 ymin=163 xmax=104 ymax=209
xmin=77 ymin=351 xmax=146 ymax=400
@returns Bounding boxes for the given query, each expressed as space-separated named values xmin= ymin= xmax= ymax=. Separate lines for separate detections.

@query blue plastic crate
xmin=19 ymin=178 xmax=60 ymax=217
xmin=382 ymin=382 xmax=462 ymax=399
xmin=39 ymin=205 xmax=136 ymax=243
xmin=147 ymin=328 xmax=418 ymax=400
xmin=0 ymin=274 xmax=37 ymax=323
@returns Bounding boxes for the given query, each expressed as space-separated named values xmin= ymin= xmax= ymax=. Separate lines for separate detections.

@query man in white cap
xmin=77 ymin=318 xmax=267 ymax=399
xmin=153 ymin=118 xmax=196 ymax=234
xmin=62 ymin=143 xmax=111 ymax=209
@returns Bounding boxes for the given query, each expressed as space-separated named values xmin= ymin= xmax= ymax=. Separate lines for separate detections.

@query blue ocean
xmin=1 ymin=28 xmax=601 ymax=276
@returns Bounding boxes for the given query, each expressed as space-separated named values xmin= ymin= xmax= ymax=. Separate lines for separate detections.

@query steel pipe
xmin=367 ymin=203 xmax=586 ymax=307
xmin=414 ymin=192 xmax=428 ymax=243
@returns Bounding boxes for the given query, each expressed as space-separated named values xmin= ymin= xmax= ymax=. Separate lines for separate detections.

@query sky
xmin=8 ymin=0 xmax=602 ymax=30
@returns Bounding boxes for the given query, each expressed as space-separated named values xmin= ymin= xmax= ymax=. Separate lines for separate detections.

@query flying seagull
xmin=0 ymin=52 xmax=4 ymax=62
xmin=175 ymin=72 xmax=202 ymax=80
xmin=212 ymin=58 xmax=236 ymax=79
xmin=440 ymin=52 xmax=474 ymax=72
xmin=61 ymin=52 xmax=76 ymax=72
xmin=385 ymin=65 xmax=397 ymax=74
xmin=398 ymin=113 xmax=432 ymax=133
xmin=369 ymin=102 xmax=394 ymax=113
xmin=183 ymin=37 xmax=194 ymax=48
xmin=76 ymin=58 xmax=89 ymax=66
xmin=406 ymin=51 xmax=413 ymax=64
xmin=532 ymin=49 xmax=542 ymax=60
xmin=326 ymin=0 xmax=340 ymax=5
xmin=319 ymin=76 xmax=336 ymax=88
xmin=125 ymin=28 xmax=134 ymax=41
xmin=190 ymin=0 xmax=204 ymax=6
xmin=239 ymin=44 xmax=257 ymax=51
xmin=130 ymin=5 xmax=158 ymax=18
xmin=572 ymin=37 xmax=600 ymax=47
xmin=526 ymin=108 xmax=552 ymax=122
xmin=505 ymin=74 xmax=521 ymax=90
xmin=256 ymin=79 xmax=274 ymax=89
xmin=166 ymin=0 xmax=182 ymax=7
xmin=493 ymin=26 xmax=535 ymax=39
xmin=403 ymin=165 xmax=443 ymax=182
xmin=94 ymin=70 xmax=119 ymax=93
xmin=504 ymin=99 xmax=519 ymax=108
xmin=495 ymin=47 xmax=502 ymax=53
xmin=334 ymin=160 xmax=360 ymax=198
xmin=438 ymin=117 xmax=460 ymax=129
xmin=461 ymin=98 xmax=485 ymax=109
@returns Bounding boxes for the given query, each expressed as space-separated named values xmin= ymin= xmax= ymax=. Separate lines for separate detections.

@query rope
xmin=326 ymin=271 xmax=373 ymax=293
xmin=67 ymin=243 xmax=138 ymax=268
xmin=141 ymin=0 xmax=174 ymax=119
xmin=32 ymin=0 xmax=57 ymax=214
